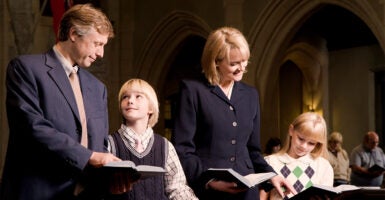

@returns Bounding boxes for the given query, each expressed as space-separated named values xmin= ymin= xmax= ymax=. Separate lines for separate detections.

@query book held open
xmin=103 ymin=160 xmax=166 ymax=180
xmin=202 ymin=168 xmax=276 ymax=188
xmin=289 ymin=184 xmax=360 ymax=199
xmin=368 ymin=164 xmax=385 ymax=172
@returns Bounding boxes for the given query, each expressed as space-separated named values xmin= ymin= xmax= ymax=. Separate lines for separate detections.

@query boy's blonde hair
xmin=118 ymin=79 xmax=159 ymax=127
xmin=279 ymin=112 xmax=328 ymax=159
xmin=201 ymin=26 xmax=250 ymax=85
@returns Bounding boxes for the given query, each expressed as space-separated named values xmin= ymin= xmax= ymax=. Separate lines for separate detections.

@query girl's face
xmin=217 ymin=48 xmax=248 ymax=83
xmin=120 ymin=90 xmax=152 ymax=125
xmin=288 ymin=130 xmax=318 ymax=158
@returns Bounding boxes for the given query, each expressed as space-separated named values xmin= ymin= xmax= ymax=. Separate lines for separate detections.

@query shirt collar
xmin=118 ymin=124 xmax=153 ymax=146
xmin=52 ymin=45 xmax=78 ymax=77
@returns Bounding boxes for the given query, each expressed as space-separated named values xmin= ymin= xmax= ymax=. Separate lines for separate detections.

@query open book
xmin=103 ymin=160 xmax=166 ymax=180
xmin=289 ymin=184 xmax=360 ymax=199
xmin=368 ymin=164 xmax=385 ymax=172
xmin=202 ymin=168 xmax=276 ymax=188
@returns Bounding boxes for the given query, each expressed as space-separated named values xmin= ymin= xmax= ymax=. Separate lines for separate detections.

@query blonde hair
xmin=58 ymin=3 xmax=114 ymax=41
xmin=328 ymin=131 xmax=348 ymax=160
xmin=118 ymin=79 xmax=159 ymax=127
xmin=328 ymin=131 xmax=343 ymax=151
xmin=201 ymin=27 xmax=250 ymax=85
xmin=279 ymin=112 xmax=328 ymax=159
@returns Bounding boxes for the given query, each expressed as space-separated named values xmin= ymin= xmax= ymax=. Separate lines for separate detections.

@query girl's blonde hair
xmin=279 ymin=112 xmax=328 ymax=159
xmin=118 ymin=79 xmax=159 ymax=127
xmin=201 ymin=26 xmax=250 ymax=85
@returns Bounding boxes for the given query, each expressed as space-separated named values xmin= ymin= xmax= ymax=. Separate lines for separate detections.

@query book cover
xmin=368 ymin=164 xmax=385 ymax=172
xmin=103 ymin=160 xmax=166 ymax=180
xmin=289 ymin=184 xmax=360 ymax=199
xmin=202 ymin=168 xmax=276 ymax=188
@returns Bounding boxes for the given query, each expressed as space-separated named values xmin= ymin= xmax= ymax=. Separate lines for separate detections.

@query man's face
xmin=365 ymin=134 xmax=379 ymax=150
xmin=70 ymin=28 xmax=109 ymax=67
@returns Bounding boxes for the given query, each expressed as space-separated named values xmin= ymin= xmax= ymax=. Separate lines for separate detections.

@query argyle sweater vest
xmin=109 ymin=132 xmax=168 ymax=200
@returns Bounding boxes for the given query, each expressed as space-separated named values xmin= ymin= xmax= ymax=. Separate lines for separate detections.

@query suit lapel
xmin=211 ymin=82 xmax=245 ymax=105
xmin=45 ymin=50 xmax=81 ymax=121
xmin=230 ymin=82 xmax=246 ymax=103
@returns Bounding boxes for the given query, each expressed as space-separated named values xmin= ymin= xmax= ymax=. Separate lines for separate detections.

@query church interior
xmin=0 ymin=0 xmax=385 ymax=187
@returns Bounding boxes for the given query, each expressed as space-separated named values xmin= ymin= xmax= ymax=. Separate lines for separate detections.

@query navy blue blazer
xmin=1 ymin=49 xmax=109 ymax=200
xmin=172 ymin=79 xmax=275 ymax=200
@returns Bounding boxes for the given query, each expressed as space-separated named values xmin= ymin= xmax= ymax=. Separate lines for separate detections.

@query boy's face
xmin=120 ymin=90 xmax=152 ymax=125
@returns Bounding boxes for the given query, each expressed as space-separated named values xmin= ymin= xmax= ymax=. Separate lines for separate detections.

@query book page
xmin=104 ymin=160 xmax=136 ymax=168
xmin=335 ymin=184 xmax=360 ymax=192
xmin=244 ymin=172 xmax=276 ymax=186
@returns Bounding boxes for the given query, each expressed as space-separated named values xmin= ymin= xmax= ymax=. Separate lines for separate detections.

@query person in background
xmin=327 ymin=131 xmax=350 ymax=186
xmin=0 ymin=4 xmax=131 ymax=200
xmin=107 ymin=79 xmax=198 ymax=200
xmin=172 ymin=26 xmax=296 ymax=200
xmin=350 ymin=131 xmax=385 ymax=187
xmin=260 ymin=112 xmax=334 ymax=200
xmin=264 ymin=137 xmax=282 ymax=156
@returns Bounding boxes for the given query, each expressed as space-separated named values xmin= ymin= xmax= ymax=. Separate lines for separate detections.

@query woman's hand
xmin=206 ymin=180 xmax=248 ymax=194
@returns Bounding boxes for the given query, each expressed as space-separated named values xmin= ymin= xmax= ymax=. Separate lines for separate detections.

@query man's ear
xmin=69 ymin=28 xmax=77 ymax=42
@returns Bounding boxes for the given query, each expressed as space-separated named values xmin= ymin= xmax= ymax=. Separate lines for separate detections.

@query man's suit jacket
xmin=172 ymin=79 xmax=275 ymax=200
xmin=1 ymin=49 xmax=109 ymax=200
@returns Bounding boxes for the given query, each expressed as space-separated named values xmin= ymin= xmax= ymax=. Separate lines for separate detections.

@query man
xmin=350 ymin=131 xmax=385 ymax=187
xmin=1 ymin=4 xmax=131 ymax=200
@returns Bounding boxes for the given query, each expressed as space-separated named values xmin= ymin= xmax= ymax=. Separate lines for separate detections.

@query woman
xmin=327 ymin=131 xmax=350 ymax=186
xmin=172 ymin=26 xmax=295 ymax=200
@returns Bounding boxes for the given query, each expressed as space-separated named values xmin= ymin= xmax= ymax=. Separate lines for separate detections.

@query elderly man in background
xmin=350 ymin=131 xmax=385 ymax=187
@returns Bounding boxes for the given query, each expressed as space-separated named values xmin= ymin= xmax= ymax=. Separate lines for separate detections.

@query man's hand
xmin=88 ymin=152 xmax=121 ymax=168
xmin=108 ymin=171 xmax=137 ymax=194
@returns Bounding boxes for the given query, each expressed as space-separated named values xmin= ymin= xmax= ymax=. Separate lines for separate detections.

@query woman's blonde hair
xmin=328 ymin=131 xmax=343 ymax=151
xmin=118 ymin=79 xmax=159 ymax=127
xmin=201 ymin=26 xmax=250 ymax=85
xmin=279 ymin=112 xmax=328 ymax=159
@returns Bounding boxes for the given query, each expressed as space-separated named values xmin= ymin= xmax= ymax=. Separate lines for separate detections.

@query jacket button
xmin=230 ymin=157 xmax=235 ymax=162
xmin=232 ymin=122 xmax=237 ymax=127
xmin=231 ymin=139 xmax=236 ymax=145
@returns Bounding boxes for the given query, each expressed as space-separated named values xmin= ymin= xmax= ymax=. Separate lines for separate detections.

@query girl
xmin=260 ymin=112 xmax=333 ymax=200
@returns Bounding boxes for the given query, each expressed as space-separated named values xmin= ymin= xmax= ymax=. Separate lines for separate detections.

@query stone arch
xmin=247 ymin=0 xmax=385 ymax=136
xmin=134 ymin=11 xmax=211 ymax=135
xmin=135 ymin=10 xmax=211 ymax=92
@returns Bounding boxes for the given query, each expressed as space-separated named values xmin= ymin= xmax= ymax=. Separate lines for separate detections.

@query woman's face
xmin=329 ymin=140 xmax=340 ymax=151
xmin=288 ymin=130 xmax=318 ymax=158
xmin=217 ymin=48 xmax=248 ymax=83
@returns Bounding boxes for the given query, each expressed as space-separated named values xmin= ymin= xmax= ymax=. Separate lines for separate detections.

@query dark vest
xmin=109 ymin=132 xmax=168 ymax=200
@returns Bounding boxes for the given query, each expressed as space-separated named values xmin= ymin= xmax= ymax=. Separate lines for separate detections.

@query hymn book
xmin=103 ymin=160 xmax=166 ymax=180
xmin=202 ymin=168 xmax=276 ymax=189
xmin=289 ymin=184 xmax=360 ymax=199
xmin=368 ymin=164 xmax=385 ymax=172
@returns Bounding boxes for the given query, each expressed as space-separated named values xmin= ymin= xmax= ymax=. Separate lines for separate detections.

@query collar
xmin=52 ymin=45 xmax=78 ymax=77
xmin=118 ymin=124 xmax=153 ymax=147
xmin=277 ymin=153 xmax=314 ymax=165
